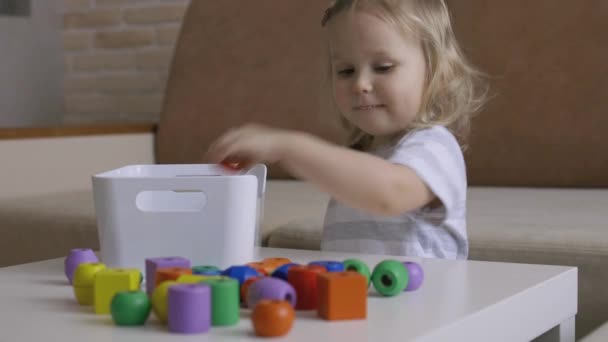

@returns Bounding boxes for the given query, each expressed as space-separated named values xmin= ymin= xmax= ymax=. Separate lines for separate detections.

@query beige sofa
xmin=1 ymin=1 xmax=607 ymax=339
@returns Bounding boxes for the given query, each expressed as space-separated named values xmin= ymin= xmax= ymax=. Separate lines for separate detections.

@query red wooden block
xmin=287 ymin=265 xmax=327 ymax=310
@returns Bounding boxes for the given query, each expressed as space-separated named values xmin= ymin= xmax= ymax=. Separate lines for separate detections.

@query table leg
xmin=533 ymin=316 xmax=575 ymax=342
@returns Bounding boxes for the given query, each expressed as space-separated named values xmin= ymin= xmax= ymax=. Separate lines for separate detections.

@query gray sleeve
xmin=386 ymin=127 xmax=467 ymax=218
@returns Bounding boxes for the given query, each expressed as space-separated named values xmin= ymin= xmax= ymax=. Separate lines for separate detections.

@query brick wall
xmin=62 ymin=0 xmax=190 ymax=124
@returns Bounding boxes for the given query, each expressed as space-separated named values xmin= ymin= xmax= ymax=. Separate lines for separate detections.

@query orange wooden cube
xmin=155 ymin=267 xmax=192 ymax=287
xmin=317 ymin=271 xmax=367 ymax=320
xmin=262 ymin=257 xmax=292 ymax=268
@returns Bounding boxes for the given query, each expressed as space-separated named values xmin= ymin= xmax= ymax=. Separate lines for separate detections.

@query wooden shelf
xmin=0 ymin=123 xmax=157 ymax=140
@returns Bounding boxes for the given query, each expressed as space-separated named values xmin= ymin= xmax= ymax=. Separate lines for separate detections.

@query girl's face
xmin=328 ymin=9 xmax=427 ymax=139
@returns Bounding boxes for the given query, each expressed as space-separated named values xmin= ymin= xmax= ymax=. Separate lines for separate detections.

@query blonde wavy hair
xmin=322 ymin=0 xmax=488 ymax=150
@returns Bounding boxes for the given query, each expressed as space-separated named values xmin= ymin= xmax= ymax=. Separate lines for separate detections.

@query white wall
xmin=0 ymin=0 xmax=64 ymax=127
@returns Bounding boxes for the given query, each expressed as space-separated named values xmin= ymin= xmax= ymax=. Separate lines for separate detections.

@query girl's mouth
xmin=353 ymin=104 xmax=385 ymax=111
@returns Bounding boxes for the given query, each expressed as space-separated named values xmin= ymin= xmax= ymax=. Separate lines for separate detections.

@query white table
xmin=0 ymin=247 xmax=576 ymax=342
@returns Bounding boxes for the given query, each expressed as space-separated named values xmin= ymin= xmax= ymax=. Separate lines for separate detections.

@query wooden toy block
xmin=65 ymin=248 xmax=98 ymax=285
xmin=317 ymin=272 xmax=367 ymax=320
xmin=152 ymin=280 xmax=179 ymax=323
xmin=309 ymin=260 xmax=345 ymax=272
xmin=145 ymin=257 xmax=191 ymax=295
xmin=261 ymin=257 xmax=292 ymax=268
xmin=168 ymin=284 xmax=212 ymax=334
xmin=247 ymin=277 xmax=297 ymax=309
xmin=192 ymin=265 xmax=221 ymax=276
xmin=247 ymin=262 xmax=274 ymax=276
xmin=371 ymin=260 xmax=409 ymax=297
xmin=155 ymin=267 xmax=192 ymax=287
xmin=72 ymin=262 xmax=106 ymax=305
xmin=240 ymin=276 xmax=263 ymax=305
xmin=93 ymin=268 xmax=141 ymax=314
xmin=176 ymin=274 xmax=223 ymax=284
xmin=110 ymin=290 xmax=151 ymax=326
xmin=222 ymin=265 xmax=260 ymax=285
xmin=403 ymin=261 xmax=424 ymax=291
xmin=251 ymin=300 xmax=295 ymax=337
xmin=271 ymin=263 xmax=300 ymax=281
xmin=287 ymin=265 xmax=327 ymax=310
xmin=200 ymin=278 xmax=240 ymax=326
xmin=343 ymin=258 xmax=371 ymax=286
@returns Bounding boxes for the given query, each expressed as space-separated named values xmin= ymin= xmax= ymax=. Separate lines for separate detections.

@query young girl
xmin=206 ymin=0 xmax=487 ymax=259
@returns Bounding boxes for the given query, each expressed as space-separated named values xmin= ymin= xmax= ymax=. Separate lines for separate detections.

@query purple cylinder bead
xmin=64 ymin=248 xmax=98 ymax=284
xmin=168 ymin=284 xmax=211 ymax=334
xmin=403 ymin=261 xmax=424 ymax=291
xmin=247 ymin=277 xmax=297 ymax=309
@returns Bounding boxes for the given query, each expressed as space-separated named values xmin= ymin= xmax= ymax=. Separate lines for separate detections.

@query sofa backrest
xmin=448 ymin=1 xmax=608 ymax=187
xmin=157 ymin=0 xmax=608 ymax=187
xmin=156 ymin=0 xmax=345 ymax=180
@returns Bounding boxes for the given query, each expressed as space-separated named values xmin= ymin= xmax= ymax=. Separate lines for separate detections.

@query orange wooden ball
xmin=251 ymin=300 xmax=295 ymax=337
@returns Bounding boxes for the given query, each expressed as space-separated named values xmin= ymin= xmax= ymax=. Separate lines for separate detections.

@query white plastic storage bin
xmin=92 ymin=164 xmax=266 ymax=273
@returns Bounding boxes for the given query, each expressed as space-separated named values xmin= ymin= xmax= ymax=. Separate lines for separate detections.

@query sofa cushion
xmin=0 ymin=191 xmax=99 ymax=267
xmin=261 ymin=181 xmax=329 ymax=246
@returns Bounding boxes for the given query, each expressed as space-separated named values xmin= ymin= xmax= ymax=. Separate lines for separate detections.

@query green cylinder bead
xmin=200 ymin=277 xmax=240 ymax=326
xmin=371 ymin=260 xmax=409 ymax=297
xmin=110 ymin=290 xmax=151 ymax=326
xmin=343 ymin=258 xmax=371 ymax=287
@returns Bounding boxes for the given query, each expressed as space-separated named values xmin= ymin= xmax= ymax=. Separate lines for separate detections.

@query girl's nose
xmin=353 ymin=74 xmax=373 ymax=94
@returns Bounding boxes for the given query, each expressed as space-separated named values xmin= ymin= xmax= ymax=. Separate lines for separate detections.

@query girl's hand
xmin=205 ymin=124 xmax=291 ymax=169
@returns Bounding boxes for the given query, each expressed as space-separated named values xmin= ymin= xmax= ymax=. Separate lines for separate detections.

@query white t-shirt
xmin=321 ymin=125 xmax=468 ymax=259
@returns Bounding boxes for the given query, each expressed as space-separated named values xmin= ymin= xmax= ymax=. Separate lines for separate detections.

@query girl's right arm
xmin=278 ymin=132 xmax=435 ymax=216
xmin=205 ymin=123 xmax=434 ymax=216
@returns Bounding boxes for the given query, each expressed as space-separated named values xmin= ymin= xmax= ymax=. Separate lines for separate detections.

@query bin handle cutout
xmin=135 ymin=190 xmax=207 ymax=212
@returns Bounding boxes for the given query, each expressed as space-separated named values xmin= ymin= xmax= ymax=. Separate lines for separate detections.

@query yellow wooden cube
xmin=93 ymin=268 xmax=141 ymax=314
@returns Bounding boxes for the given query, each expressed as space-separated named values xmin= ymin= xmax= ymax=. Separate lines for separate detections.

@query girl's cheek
xmin=333 ymin=84 xmax=349 ymax=109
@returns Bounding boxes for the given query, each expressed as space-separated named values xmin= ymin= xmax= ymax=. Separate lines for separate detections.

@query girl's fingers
xmin=212 ymin=137 xmax=255 ymax=167
xmin=205 ymin=128 xmax=246 ymax=162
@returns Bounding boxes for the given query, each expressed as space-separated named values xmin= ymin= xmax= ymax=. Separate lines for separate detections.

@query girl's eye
xmin=375 ymin=65 xmax=394 ymax=73
xmin=336 ymin=68 xmax=355 ymax=77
